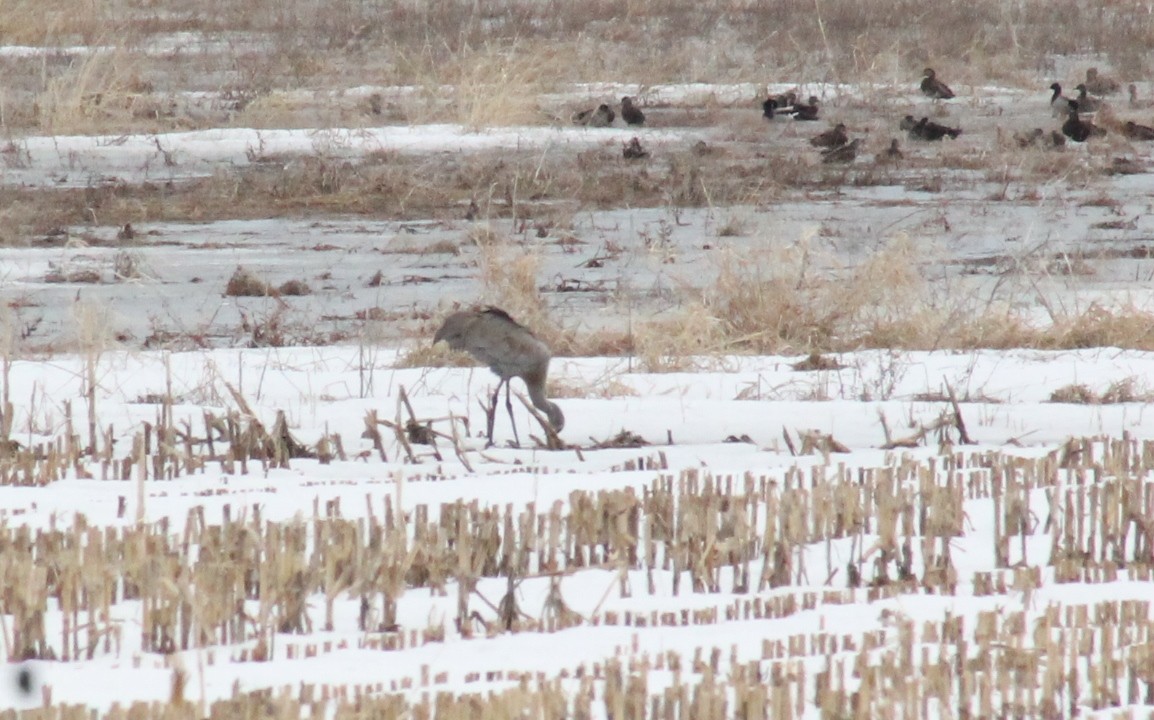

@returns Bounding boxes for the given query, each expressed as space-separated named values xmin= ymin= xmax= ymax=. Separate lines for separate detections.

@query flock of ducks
xmin=568 ymin=66 xmax=1154 ymax=164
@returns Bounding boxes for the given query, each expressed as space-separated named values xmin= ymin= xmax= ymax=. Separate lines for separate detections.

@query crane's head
xmin=433 ymin=311 xmax=471 ymax=350
xmin=544 ymin=401 xmax=565 ymax=433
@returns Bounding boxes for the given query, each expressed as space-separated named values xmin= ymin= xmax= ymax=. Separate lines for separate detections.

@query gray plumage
xmin=1074 ymin=84 xmax=1100 ymax=113
xmin=434 ymin=307 xmax=564 ymax=445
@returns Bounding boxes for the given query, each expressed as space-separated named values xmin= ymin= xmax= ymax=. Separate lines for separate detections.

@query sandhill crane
xmin=434 ymin=307 xmax=564 ymax=447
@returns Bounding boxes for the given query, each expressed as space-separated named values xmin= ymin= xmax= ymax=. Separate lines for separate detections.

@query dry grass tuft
xmin=1049 ymin=377 xmax=1152 ymax=404
xmin=399 ymin=41 xmax=569 ymax=128
xmin=616 ymin=231 xmax=1154 ymax=357
xmin=396 ymin=341 xmax=478 ymax=369
xmin=225 ymin=267 xmax=273 ymax=297
xmin=690 ymin=234 xmax=928 ymax=354
xmin=632 ymin=305 xmax=726 ymax=372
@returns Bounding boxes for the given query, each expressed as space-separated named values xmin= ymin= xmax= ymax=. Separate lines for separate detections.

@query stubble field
xmin=2 ymin=1 xmax=1154 ymax=717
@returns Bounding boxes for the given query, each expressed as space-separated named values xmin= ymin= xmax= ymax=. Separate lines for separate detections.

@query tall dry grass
xmin=628 ymin=233 xmax=1154 ymax=360
xmin=3 ymin=0 xmax=1152 ymax=135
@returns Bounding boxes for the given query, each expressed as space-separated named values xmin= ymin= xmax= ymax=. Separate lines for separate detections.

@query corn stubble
xmin=0 ymin=403 xmax=1152 ymax=716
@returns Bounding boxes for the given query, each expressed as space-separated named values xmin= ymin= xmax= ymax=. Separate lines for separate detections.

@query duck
xmin=1050 ymin=83 xmax=1073 ymax=118
xmin=809 ymin=123 xmax=848 ymax=148
xmin=622 ymin=136 xmax=649 ymax=159
xmin=1122 ymin=121 xmax=1154 ymax=141
xmin=906 ymin=116 xmax=961 ymax=141
xmin=1084 ymin=67 xmax=1120 ymax=96
xmin=1061 ymin=102 xmax=1105 ymax=142
xmin=573 ymin=104 xmax=615 ymax=127
xmin=821 ymin=138 xmax=860 ymax=164
xmin=762 ymin=91 xmax=796 ymax=120
xmin=787 ymin=96 xmax=820 ymax=121
xmin=620 ymin=96 xmax=645 ymax=126
xmin=1014 ymin=128 xmax=1045 ymax=148
xmin=1125 ymin=84 xmax=1154 ymax=109
xmin=878 ymin=138 xmax=903 ymax=162
xmin=1073 ymin=84 xmax=1100 ymax=113
xmin=920 ymin=68 xmax=955 ymax=100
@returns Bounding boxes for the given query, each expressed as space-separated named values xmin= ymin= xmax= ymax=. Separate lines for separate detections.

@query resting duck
xmin=762 ymin=91 xmax=796 ymax=120
xmin=821 ymin=138 xmax=860 ymax=164
xmin=920 ymin=68 xmax=955 ymax=99
xmin=1014 ymin=128 xmax=1045 ymax=148
xmin=622 ymin=136 xmax=649 ymax=159
xmin=809 ymin=123 xmax=848 ymax=148
xmin=1084 ymin=67 xmax=1120 ymax=96
xmin=787 ymin=96 xmax=820 ymax=121
xmin=904 ymin=116 xmax=961 ymax=140
xmin=620 ymin=96 xmax=645 ymax=126
xmin=1061 ymin=102 xmax=1105 ymax=142
xmin=1122 ymin=121 xmax=1154 ymax=141
xmin=573 ymin=104 xmax=615 ymax=127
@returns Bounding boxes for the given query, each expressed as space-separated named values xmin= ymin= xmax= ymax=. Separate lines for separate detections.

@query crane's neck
xmin=527 ymin=381 xmax=565 ymax=432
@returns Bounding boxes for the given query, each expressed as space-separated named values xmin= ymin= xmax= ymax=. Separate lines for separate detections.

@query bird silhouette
xmin=1123 ymin=120 xmax=1154 ymax=141
xmin=573 ymin=104 xmax=615 ymax=127
xmin=821 ymin=138 xmax=860 ymax=164
xmin=920 ymin=68 xmax=955 ymax=100
xmin=903 ymin=116 xmax=961 ymax=141
xmin=1084 ymin=67 xmax=1120 ymax=96
xmin=1073 ymin=84 xmax=1101 ymax=113
xmin=879 ymin=138 xmax=903 ymax=161
xmin=1014 ymin=128 xmax=1045 ymax=148
xmin=622 ymin=136 xmax=649 ymax=159
xmin=620 ymin=96 xmax=645 ymax=125
xmin=809 ymin=123 xmax=848 ymax=148
xmin=1061 ymin=102 xmax=1105 ymax=142
xmin=1050 ymin=83 xmax=1073 ymax=117
xmin=762 ymin=91 xmax=796 ymax=120
xmin=1126 ymin=84 xmax=1154 ymax=109
xmin=786 ymin=96 xmax=820 ymax=120
xmin=434 ymin=307 xmax=564 ymax=447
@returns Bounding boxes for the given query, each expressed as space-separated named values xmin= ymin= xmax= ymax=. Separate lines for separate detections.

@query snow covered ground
xmin=0 ymin=345 xmax=1151 ymax=717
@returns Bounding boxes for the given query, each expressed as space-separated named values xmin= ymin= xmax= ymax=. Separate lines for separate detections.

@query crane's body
xmin=434 ymin=307 xmax=564 ymax=446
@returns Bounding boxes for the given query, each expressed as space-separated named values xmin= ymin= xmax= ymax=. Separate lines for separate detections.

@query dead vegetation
xmin=1049 ymin=377 xmax=1154 ymax=404
xmin=225 ymin=267 xmax=312 ymax=298
xmin=1 ymin=410 xmax=1152 ymax=716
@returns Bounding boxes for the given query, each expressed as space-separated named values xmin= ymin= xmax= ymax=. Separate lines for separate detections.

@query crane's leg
xmin=504 ymin=380 xmax=520 ymax=448
xmin=485 ymin=381 xmax=504 ymax=448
